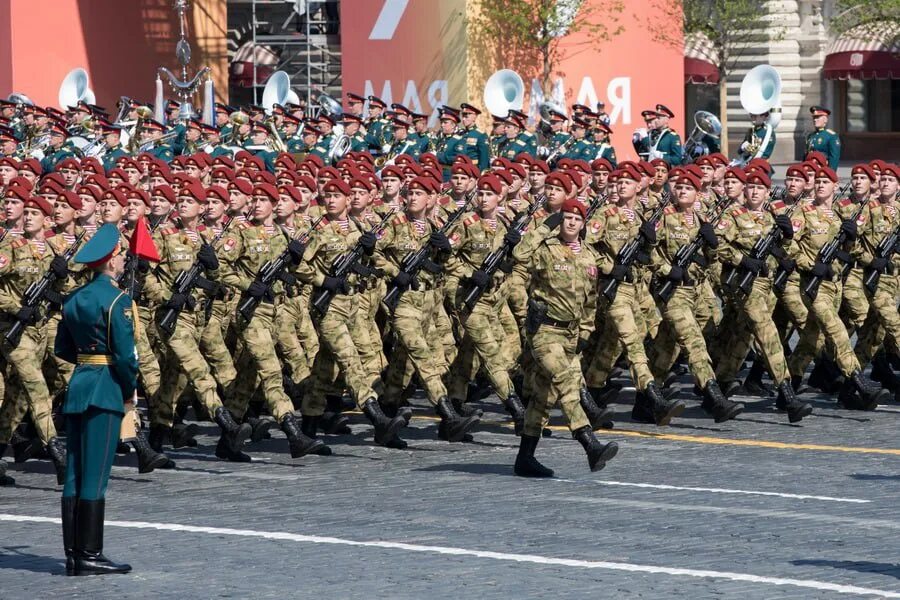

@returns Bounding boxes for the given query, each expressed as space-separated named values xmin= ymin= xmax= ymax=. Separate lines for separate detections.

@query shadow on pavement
xmin=414 ymin=463 xmax=515 ymax=477
xmin=792 ymin=559 xmax=900 ymax=580
xmin=849 ymin=473 xmax=900 ymax=481
xmin=0 ymin=547 xmax=65 ymax=575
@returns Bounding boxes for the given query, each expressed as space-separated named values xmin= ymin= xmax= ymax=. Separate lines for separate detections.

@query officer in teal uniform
xmin=55 ymin=223 xmax=136 ymax=576
xmin=738 ymin=112 xmax=776 ymax=161
xmin=497 ymin=114 xmax=529 ymax=161
xmin=243 ymin=122 xmax=277 ymax=171
xmin=364 ymin=95 xmax=392 ymax=155
xmin=561 ymin=118 xmax=594 ymax=162
xmin=457 ymin=103 xmax=490 ymax=171
xmin=489 ymin=115 xmax=508 ymax=158
xmin=309 ymin=115 xmax=336 ymax=165
xmin=165 ymin=100 xmax=186 ymax=156
xmin=100 ymin=124 xmax=128 ymax=171
xmin=434 ymin=110 xmax=464 ymax=180
xmin=806 ymin=105 xmax=841 ymax=170
xmin=508 ymin=109 xmax=538 ymax=155
xmin=141 ymin=119 xmax=175 ymax=163
xmin=589 ymin=121 xmax=617 ymax=167
xmin=199 ymin=123 xmax=234 ymax=159
xmin=546 ymin=110 xmax=571 ymax=157
xmin=651 ymin=104 xmax=685 ymax=166
xmin=340 ymin=114 xmax=368 ymax=153
xmin=409 ymin=113 xmax=434 ymax=155
xmin=40 ymin=123 xmax=77 ymax=173
xmin=385 ymin=118 xmax=423 ymax=160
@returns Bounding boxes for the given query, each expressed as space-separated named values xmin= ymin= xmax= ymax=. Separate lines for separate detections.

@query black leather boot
xmin=214 ymin=436 xmax=252 ymax=462
xmin=742 ymin=359 xmax=774 ymax=397
xmin=631 ymin=391 xmax=655 ymax=424
xmin=170 ymin=422 xmax=199 ymax=448
xmin=586 ymin=381 xmax=621 ymax=406
xmin=320 ymin=396 xmax=352 ymax=434
xmin=513 ymin=434 xmax=553 ymax=478
xmin=775 ymin=381 xmax=812 ymax=423
xmin=850 ymin=371 xmax=889 ymax=410
xmin=452 ymin=397 xmax=482 ymax=418
xmin=435 ymin=397 xmax=480 ymax=443
xmin=720 ymin=380 xmax=741 ymax=398
xmin=73 ymin=499 xmax=131 ymax=576
xmin=579 ymin=385 xmax=614 ymax=430
xmin=701 ymin=381 xmax=744 ymax=423
xmin=573 ymin=426 xmax=619 ymax=472
xmin=130 ymin=431 xmax=171 ymax=473
xmin=147 ymin=424 xmax=169 ymax=453
xmin=503 ymin=393 xmax=526 ymax=434
xmin=362 ymin=398 xmax=407 ymax=446
xmin=62 ymin=496 xmax=76 ymax=575
xmin=280 ymin=413 xmax=328 ymax=458
xmin=297 ymin=416 xmax=333 ymax=456
xmin=790 ymin=374 xmax=806 ymax=395
xmin=808 ymin=355 xmax=843 ymax=393
xmin=46 ymin=437 xmax=67 ymax=485
xmin=214 ymin=407 xmax=252 ymax=457
xmin=871 ymin=351 xmax=899 ymax=391
xmin=246 ymin=416 xmax=274 ymax=443
xmin=0 ymin=451 xmax=13 ymax=486
xmin=645 ymin=382 xmax=685 ymax=426
xmin=11 ymin=431 xmax=42 ymax=463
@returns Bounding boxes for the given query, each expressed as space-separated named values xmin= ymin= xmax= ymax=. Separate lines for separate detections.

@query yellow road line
xmin=348 ymin=411 xmax=900 ymax=456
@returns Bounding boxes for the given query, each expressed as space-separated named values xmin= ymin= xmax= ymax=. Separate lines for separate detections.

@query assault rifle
xmin=5 ymin=230 xmax=86 ymax=347
xmin=600 ymin=192 xmax=671 ymax=302
xmin=311 ymin=210 xmax=395 ymax=316
xmin=802 ymin=185 xmax=865 ymax=300
xmin=117 ymin=207 xmax=175 ymax=297
xmin=863 ymin=220 xmax=899 ymax=293
xmin=459 ymin=193 xmax=547 ymax=313
xmin=238 ymin=215 xmax=324 ymax=322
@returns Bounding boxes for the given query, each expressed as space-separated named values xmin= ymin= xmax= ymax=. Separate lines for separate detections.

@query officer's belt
xmin=540 ymin=315 xmax=576 ymax=329
xmin=76 ymin=354 xmax=114 ymax=366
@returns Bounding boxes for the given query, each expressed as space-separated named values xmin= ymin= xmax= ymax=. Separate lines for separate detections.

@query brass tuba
xmin=684 ymin=110 xmax=722 ymax=161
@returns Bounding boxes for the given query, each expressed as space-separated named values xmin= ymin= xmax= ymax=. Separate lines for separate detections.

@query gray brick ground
xmin=2 ymin=375 xmax=900 ymax=599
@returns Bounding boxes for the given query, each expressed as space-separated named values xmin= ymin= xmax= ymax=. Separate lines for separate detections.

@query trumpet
xmin=265 ymin=117 xmax=288 ymax=154
xmin=228 ymin=111 xmax=250 ymax=146
xmin=138 ymin=130 xmax=180 ymax=154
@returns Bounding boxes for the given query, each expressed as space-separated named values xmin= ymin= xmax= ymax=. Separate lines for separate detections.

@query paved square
xmin=2 ymin=380 xmax=900 ymax=599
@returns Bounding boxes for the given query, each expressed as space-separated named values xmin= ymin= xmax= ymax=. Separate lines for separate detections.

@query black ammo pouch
xmin=525 ymin=298 xmax=548 ymax=335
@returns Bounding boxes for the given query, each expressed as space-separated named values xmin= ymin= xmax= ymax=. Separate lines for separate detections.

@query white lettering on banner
xmin=427 ymin=80 xmax=448 ymax=127
xmin=607 ymin=77 xmax=631 ymax=125
xmin=369 ymin=0 xmax=410 ymax=40
xmin=364 ymin=80 xmax=394 ymax=106
xmin=402 ymin=81 xmax=424 ymax=114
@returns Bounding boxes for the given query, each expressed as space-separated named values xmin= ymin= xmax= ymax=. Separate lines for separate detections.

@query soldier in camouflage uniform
xmin=512 ymin=199 xmax=619 ymax=478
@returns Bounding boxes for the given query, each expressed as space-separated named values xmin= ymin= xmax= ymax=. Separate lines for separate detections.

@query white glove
xmin=632 ymin=128 xmax=648 ymax=144
xmin=740 ymin=141 xmax=750 ymax=153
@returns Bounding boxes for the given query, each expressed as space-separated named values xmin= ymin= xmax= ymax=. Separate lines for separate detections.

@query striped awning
xmin=824 ymin=22 xmax=900 ymax=80
xmin=685 ymin=32 xmax=720 ymax=84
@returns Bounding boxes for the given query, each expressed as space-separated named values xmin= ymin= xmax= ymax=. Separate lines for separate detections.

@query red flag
xmin=129 ymin=216 xmax=160 ymax=262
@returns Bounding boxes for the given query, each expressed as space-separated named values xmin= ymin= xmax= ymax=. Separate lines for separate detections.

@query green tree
xmin=650 ymin=0 xmax=782 ymax=147
xmin=829 ymin=0 xmax=900 ymax=48
xmin=471 ymin=0 xmax=623 ymax=96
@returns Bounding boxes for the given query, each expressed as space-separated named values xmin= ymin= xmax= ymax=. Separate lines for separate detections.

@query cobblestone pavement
xmin=2 ymin=375 xmax=900 ymax=599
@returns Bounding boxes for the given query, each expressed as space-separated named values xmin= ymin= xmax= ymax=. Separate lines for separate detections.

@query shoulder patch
xmin=0 ymin=255 xmax=8 ymax=269
xmin=769 ymin=200 xmax=786 ymax=211
xmin=222 ymin=238 xmax=237 ymax=252
xmin=802 ymin=204 xmax=816 ymax=213
xmin=603 ymin=206 xmax=618 ymax=217
xmin=161 ymin=227 xmax=179 ymax=236
xmin=826 ymin=129 xmax=836 ymax=134
xmin=438 ymin=195 xmax=451 ymax=206
xmin=315 ymin=218 xmax=329 ymax=231
xmin=663 ymin=205 xmax=677 ymax=215
xmin=731 ymin=206 xmax=748 ymax=216
xmin=10 ymin=238 xmax=26 ymax=249
xmin=837 ymin=198 xmax=852 ymax=208
xmin=391 ymin=214 xmax=409 ymax=226
xmin=463 ymin=214 xmax=481 ymax=227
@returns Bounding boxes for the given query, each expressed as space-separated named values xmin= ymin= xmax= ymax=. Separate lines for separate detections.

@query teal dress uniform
xmin=41 ymin=145 xmax=77 ymax=174
xmin=490 ymin=134 xmax=508 ymax=158
xmin=741 ymin=124 xmax=776 ymax=160
xmin=806 ymin=127 xmax=841 ymax=170
xmin=458 ymin=125 xmax=490 ymax=170
xmin=388 ymin=138 xmax=423 ymax=160
xmin=435 ymin=132 xmax=464 ymax=180
xmin=101 ymin=145 xmax=128 ymax=172
xmin=365 ymin=117 xmax=392 ymax=153
xmin=348 ymin=133 xmax=368 ymax=153
xmin=309 ymin=133 xmax=334 ymax=165
xmin=146 ymin=143 xmax=174 ymax=163
xmin=55 ymin=223 xmax=137 ymax=576
xmin=562 ymin=137 xmax=594 ymax=162
xmin=518 ymin=130 xmax=538 ymax=155
xmin=593 ymin=142 xmax=617 ymax=167
xmin=407 ymin=132 xmax=432 ymax=156
xmin=169 ymin=122 xmax=186 ymax=156
xmin=548 ymin=132 xmax=571 ymax=156
xmin=652 ymin=127 xmax=684 ymax=166
xmin=497 ymin=136 xmax=527 ymax=161
xmin=208 ymin=145 xmax=234 ymax=160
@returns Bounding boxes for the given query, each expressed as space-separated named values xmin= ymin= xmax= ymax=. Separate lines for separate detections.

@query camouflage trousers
xmin=200 ymin=299 xmax=237 ymax=403
xmin=839 ymin=268 xmax=870 ymax=336
xmin=136 ymin=304 xmax=162 ymax=399
xmin=231 ymin=302 xmax=294 ymax=421
xmin=773 ymin=275 xmax=808 ymax=347
xmin=304 ymin=293 xmax=378 ymax=416
xmin=153 ymin=308 xmax=224 ymax=428
xmin=0 ymin=323 xmax=56 ymax=445
xmin=275 ymin=294 xmax=314 ymax=386
xmin=714 ymin=277 xmax=789 ymax=385
xmin=355 ymin=282 xmax=387 ymax=384
xmin=649 ymin=284 xmax=716 ymax=386
xmin=382 ymin=288 xmax=447 ymax=407
xmin=42 ymin=312 xmax=72 ymax=398
xmin=523 ymin=324 xmax=590 ymax=438
xmin=447 ymin=291 xmax=514 ymax=402
xmin=788 ymin=278 xmax=861 ymax=378
xmin=854 ymin=273 xmax=900 ymax=365
xmin=584 ymin=282 xmax=653 ymax=390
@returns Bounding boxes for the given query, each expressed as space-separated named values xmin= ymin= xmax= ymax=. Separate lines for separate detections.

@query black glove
xmin=322 ymin=276 xmax=349 ymax=294
xmin=638 ymin=221 xmax=657 ymax=245
xmin=811 ymin=261 xmax=833 ymax=279
xmin=420 ymin=258 xmax=443 ymax=275
xmin=279 ymin=272 xmax=298 ymax=287
xmin=392 ymin=271 xmax=414 ymax=290
xmin=635 ymin=250 xmax=651 ymax=265
xmin=197 ymin=243 xmax=219 ymax=271
xmin=666 ymin=266 xmax=684 ymax=282
xmin=137 ymin=258 xmax=151 ymax=274
xmin=49 ymin=255 xmax=69 ymax=279
xmin=869 ymin=256 xmax=889 ymax=272
xmin=543 ymin=212 xmax=562 ymax=230
xmin=165 ymin=293 xmax=189 ymax=310
xmin=247 ymin=280 xmax=268 ymax=299
xmin=503 ymin=229 xmax=522 ymax=247
xmin=840 ymin=219 xmax=858 ymax=241
xmin=774 ymin=214 xmax=794 ymax=239
xmin=287 ymin=239 xmax=306 ymax=264
xmin=610 ymin=264 xmax=629 ymax=281
xmin=359 ymin=231 xmax=377 ymax=256
xmin=470 ymin=269 xmax=491 ymax=289
xmin=576 ymin=337 xmax=590 ymax=354
xmin=834 ymin=249 xmax=852 ymax=265
xmin=692 ymin=254 xmax=708 ymax=268
xmin=777 ymin=257 xmax=796 ymax=273
xmin=428 ymin=231 xmax=451 ymax=253
xmin=740 ymin=255 xmax=765 ymax=275
xmin=15 ymin=305 xmax=38 ymax=324
xmin=699 ymin=222 xmax=718 ymax=248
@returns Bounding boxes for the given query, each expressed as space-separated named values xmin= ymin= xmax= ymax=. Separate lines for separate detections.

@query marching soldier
xmin=409 ymin=113 xmax=434 ymax=155
xmin=497 ymin=114 xmax=528 ymax=161
xmin=512 ymin=198 xmax=619 ymax=477
xmin=99 ymin=124 xmax=128 ymax=171
xmin=385 ymin=118 xmax=422 ymax=161
xmin=806 ymin=106 xmax=841 ymax=171
xmin=309 ymin=115 xmax=337 ymax=166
